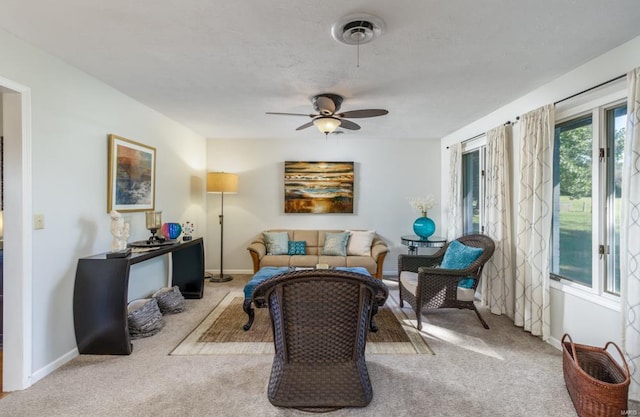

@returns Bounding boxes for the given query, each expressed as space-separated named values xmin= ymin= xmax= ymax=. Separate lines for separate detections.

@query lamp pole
xmin=207 ymin=172 xmax=237 ymax=283
xmin=210 ymin=190 xmax=232 ymax=282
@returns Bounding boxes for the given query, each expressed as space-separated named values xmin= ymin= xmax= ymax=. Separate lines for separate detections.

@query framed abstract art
xmin=284 ymin=161 xmax=354 ymax=214
xmin=107 ymin=134 xmax=156 ymax=212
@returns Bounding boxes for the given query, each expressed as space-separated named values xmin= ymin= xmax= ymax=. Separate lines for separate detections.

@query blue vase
xmin=413 ymin=214 xmax=436 ymax=238
xmin=161 ymin=222 xmax=182 ymax=240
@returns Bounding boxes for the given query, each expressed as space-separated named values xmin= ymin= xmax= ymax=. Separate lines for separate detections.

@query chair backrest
xmin=252 ymin=269 xmax=388 ymax=363
xmin=453 ymin=234 xmax=496 ymax=280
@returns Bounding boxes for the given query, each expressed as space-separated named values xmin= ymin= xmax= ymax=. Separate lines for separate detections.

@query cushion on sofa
xmin=288 ymin=240 xmax=306 ymax=255
xmin=263 ymin=231 xmax=289 ymax=255
xmin=346 ymin=230 xmax=375 ymax=256
xmin=322 ymin=232 xmax=350 ymax=256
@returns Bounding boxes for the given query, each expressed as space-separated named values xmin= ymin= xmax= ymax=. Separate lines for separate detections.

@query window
xmin=551 ymin=102 xmax=626 ymax=295
xmin=462 ymin=143 xmax=486 ymax=234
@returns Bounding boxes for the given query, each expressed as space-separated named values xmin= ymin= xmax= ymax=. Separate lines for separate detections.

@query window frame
xmin=461 ymin=136 xmax=487 ymax=235
xmin=551 ymin=82 xmax=626 ymax=306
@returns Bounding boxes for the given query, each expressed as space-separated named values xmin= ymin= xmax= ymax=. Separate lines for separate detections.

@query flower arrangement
xmin=408 ymin=195 xmax=435 ymax=215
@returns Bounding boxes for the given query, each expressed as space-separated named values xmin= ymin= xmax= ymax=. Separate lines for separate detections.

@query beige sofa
xmin=247 ymin=229 xmax=389 ymax=279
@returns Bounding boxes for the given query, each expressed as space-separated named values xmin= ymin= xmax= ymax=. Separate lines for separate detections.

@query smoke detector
xmin=331 ymin=13 xmax=385 ymax=45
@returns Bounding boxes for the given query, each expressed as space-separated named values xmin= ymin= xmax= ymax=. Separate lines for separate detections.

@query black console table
xmin=73 ymin=237 xmax=204 ymax=355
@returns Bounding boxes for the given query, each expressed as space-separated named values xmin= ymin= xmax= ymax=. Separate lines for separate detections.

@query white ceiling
xmin=1 ymin=1 xmax=640 ymax=141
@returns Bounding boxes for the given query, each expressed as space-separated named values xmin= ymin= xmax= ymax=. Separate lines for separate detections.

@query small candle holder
xmin=145 ymin=211 xmax=165 ymax=244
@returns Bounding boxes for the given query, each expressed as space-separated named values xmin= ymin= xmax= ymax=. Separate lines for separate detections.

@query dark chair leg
xmin=369 ymin=304 xmax=379 ymax=333
xmin=472 ymin=305 xmax=490 ymax=329
xmin=415 ymin=307 xmax=423 ymax=330
xmin=243 ymin=299 xmax=255 ymax=331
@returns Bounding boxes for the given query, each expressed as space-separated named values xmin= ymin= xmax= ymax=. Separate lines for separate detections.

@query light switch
xmin=34 ymin=213 xmax=45 ymax=230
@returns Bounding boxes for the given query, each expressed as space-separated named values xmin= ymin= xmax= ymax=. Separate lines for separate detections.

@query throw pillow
xmin=346 ymin=230 xmax=375 ymax=256
xmin=440 ymin=240 xmax=484 ymax=270
xmin=322 ymin=232 xmax=350 ymax=256
xmin=440 ymin=240 xmax=484 ymax=289
xmin=263 ymin=231 xmax=289 ymax=255
xmin=288 ymin=240 xmax=306 ymax=255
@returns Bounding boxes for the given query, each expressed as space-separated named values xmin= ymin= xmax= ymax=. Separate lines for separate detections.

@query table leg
xmin=408 ymin=244 xmax=418 ymax=255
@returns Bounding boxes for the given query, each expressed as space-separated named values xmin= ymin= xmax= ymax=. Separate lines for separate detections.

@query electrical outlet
xmin=34 ymin=213 xmax=45 ymax=230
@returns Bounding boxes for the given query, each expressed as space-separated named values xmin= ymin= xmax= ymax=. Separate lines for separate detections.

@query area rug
xmin=171 ymin=291 xmax=433 ymax=355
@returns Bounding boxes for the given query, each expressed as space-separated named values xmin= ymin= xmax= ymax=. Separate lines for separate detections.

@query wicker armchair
xmin=398 ymin=234 xmax=495 ymax=330
xmin=252 ymin=269 xmax=389 ymax=410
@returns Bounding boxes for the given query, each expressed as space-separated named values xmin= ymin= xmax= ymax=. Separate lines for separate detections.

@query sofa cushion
xmin=346 ymin=230 xmax=375 ymax=256
xmin=263 ymin=231 xmax=289 ymax=255
xmin=322 ymin=232 xmax=350 ymax=256
xmin=318 ymin=255 xmax=348 ymax=268
xmin=290 ymin=255 xmax=320 ymax=268
xmin=288 ymin=240 xmax=306 ymax=255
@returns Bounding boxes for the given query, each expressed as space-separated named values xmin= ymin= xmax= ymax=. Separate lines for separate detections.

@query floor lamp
xmin=207 ymin=172 xmax=238 ymax=282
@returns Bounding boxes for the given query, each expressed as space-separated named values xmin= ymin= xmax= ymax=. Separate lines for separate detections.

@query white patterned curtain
xmin=482 ymin=125 xmax=514 ymax=318
xmin=621 ymin=67 xmax=640 ymax=401
xmin=447 ymin=143 xmax=463 ymax=240
xmin=515 ymin=104 xmax=554 ymax=340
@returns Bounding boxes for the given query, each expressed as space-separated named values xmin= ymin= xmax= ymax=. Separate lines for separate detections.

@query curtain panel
xmin=514 ymin=104 xmax=554 ymax=340
xmin=447 ymin=143 xmax=463 ymax=241
xmin=482 ymin=125 xmax=514 ymax=318
xmin=621 ymin=67 xmax=640 ymax=401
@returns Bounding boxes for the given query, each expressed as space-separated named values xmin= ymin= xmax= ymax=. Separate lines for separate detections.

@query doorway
xmin=1 ymin=78 xmax=32 ymax=392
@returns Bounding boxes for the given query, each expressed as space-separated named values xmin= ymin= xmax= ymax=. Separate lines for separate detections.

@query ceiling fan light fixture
xmin=313 ymin=116 xmax=341 ymax=134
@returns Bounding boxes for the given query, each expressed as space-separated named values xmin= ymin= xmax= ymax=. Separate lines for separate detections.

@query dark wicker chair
xmin=251 ymin=269 xmax=389 ymax=410
xmin=398 ymin=234 xmax=495 ymax=330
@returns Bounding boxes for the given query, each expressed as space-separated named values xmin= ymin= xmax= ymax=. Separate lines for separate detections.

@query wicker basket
xmin=152 ymin=285 xmax=186 ymax=314
xmin=562 ymin=334 xmax=630 ymax=417
xmin=127 ymin=298 xmax=165 ymax=339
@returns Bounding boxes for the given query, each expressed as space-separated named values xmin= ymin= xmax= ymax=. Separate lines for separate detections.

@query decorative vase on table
xmin=161 ymin=222 xmax=182 ymax=240
xmin=413 ymin=211 xmax=436 ymax=238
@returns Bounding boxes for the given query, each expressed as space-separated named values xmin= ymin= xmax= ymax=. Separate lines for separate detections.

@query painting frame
xmin=107 ymin=134 xmax=156 ymax=213
xmin=284 ymin=161 xmax=354 ymax=214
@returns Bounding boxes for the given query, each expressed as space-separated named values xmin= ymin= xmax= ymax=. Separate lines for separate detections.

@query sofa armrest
xmin=247 ymin=241 xmax=267 ymax=273
xmin=371 ymin=237 xmax=390 ymax=279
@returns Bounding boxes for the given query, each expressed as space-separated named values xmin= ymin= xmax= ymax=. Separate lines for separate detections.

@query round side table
xmin=400 ymin=235 xmax=447 ymax=255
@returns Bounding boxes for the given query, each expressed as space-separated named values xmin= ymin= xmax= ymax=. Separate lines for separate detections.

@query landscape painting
xmin=107 ymin=134 xmax=156 ymax=212
xmin=284 ymin=161 xmax=354 ymax=214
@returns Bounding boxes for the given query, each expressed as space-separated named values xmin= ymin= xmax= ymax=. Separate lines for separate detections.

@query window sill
xmin=550 ymin=279 xmax=620 ymax=312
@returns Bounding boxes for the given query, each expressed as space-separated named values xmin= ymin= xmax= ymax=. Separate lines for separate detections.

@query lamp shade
xmin=207 ymin=172 xmax=238 ymax=193
xmin=313 ymin=117 xmax=341 ymax=134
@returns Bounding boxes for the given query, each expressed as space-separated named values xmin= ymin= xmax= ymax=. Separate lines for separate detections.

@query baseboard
xmin=31 ymin=347 xmax=78 ymax=385
xmin=547 ymin=336 xmax=562 ymax=351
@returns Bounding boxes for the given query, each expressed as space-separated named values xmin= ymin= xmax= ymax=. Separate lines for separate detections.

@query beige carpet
xmin=171 ymin=291 xmax=433 ymax=355
xmin=3 ymin=277 xmax=635 ymax=416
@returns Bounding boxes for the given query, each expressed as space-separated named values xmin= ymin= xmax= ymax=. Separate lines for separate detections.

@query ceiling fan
xmin=266 ymin=94 xmax=389 ymax=135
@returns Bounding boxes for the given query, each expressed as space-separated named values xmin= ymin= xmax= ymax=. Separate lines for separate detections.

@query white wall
xmin=440 ymin=35 xmax=640 ymax=349
xmin=206 ymin=137 xmax=441 ymax=275
xmin=0 ymin=28 xmax=207 ymax=386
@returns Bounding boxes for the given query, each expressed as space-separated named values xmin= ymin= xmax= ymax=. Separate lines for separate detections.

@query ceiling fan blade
xmin=266 ymin=112 xmax=315 ymax=118
xmin=295 ymin=121 xmax=315 ymax=131
xmin=339 ymin=119 xmax=361 ymax=130
xmin=337 ymin=109 xmax=389 ymax=118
